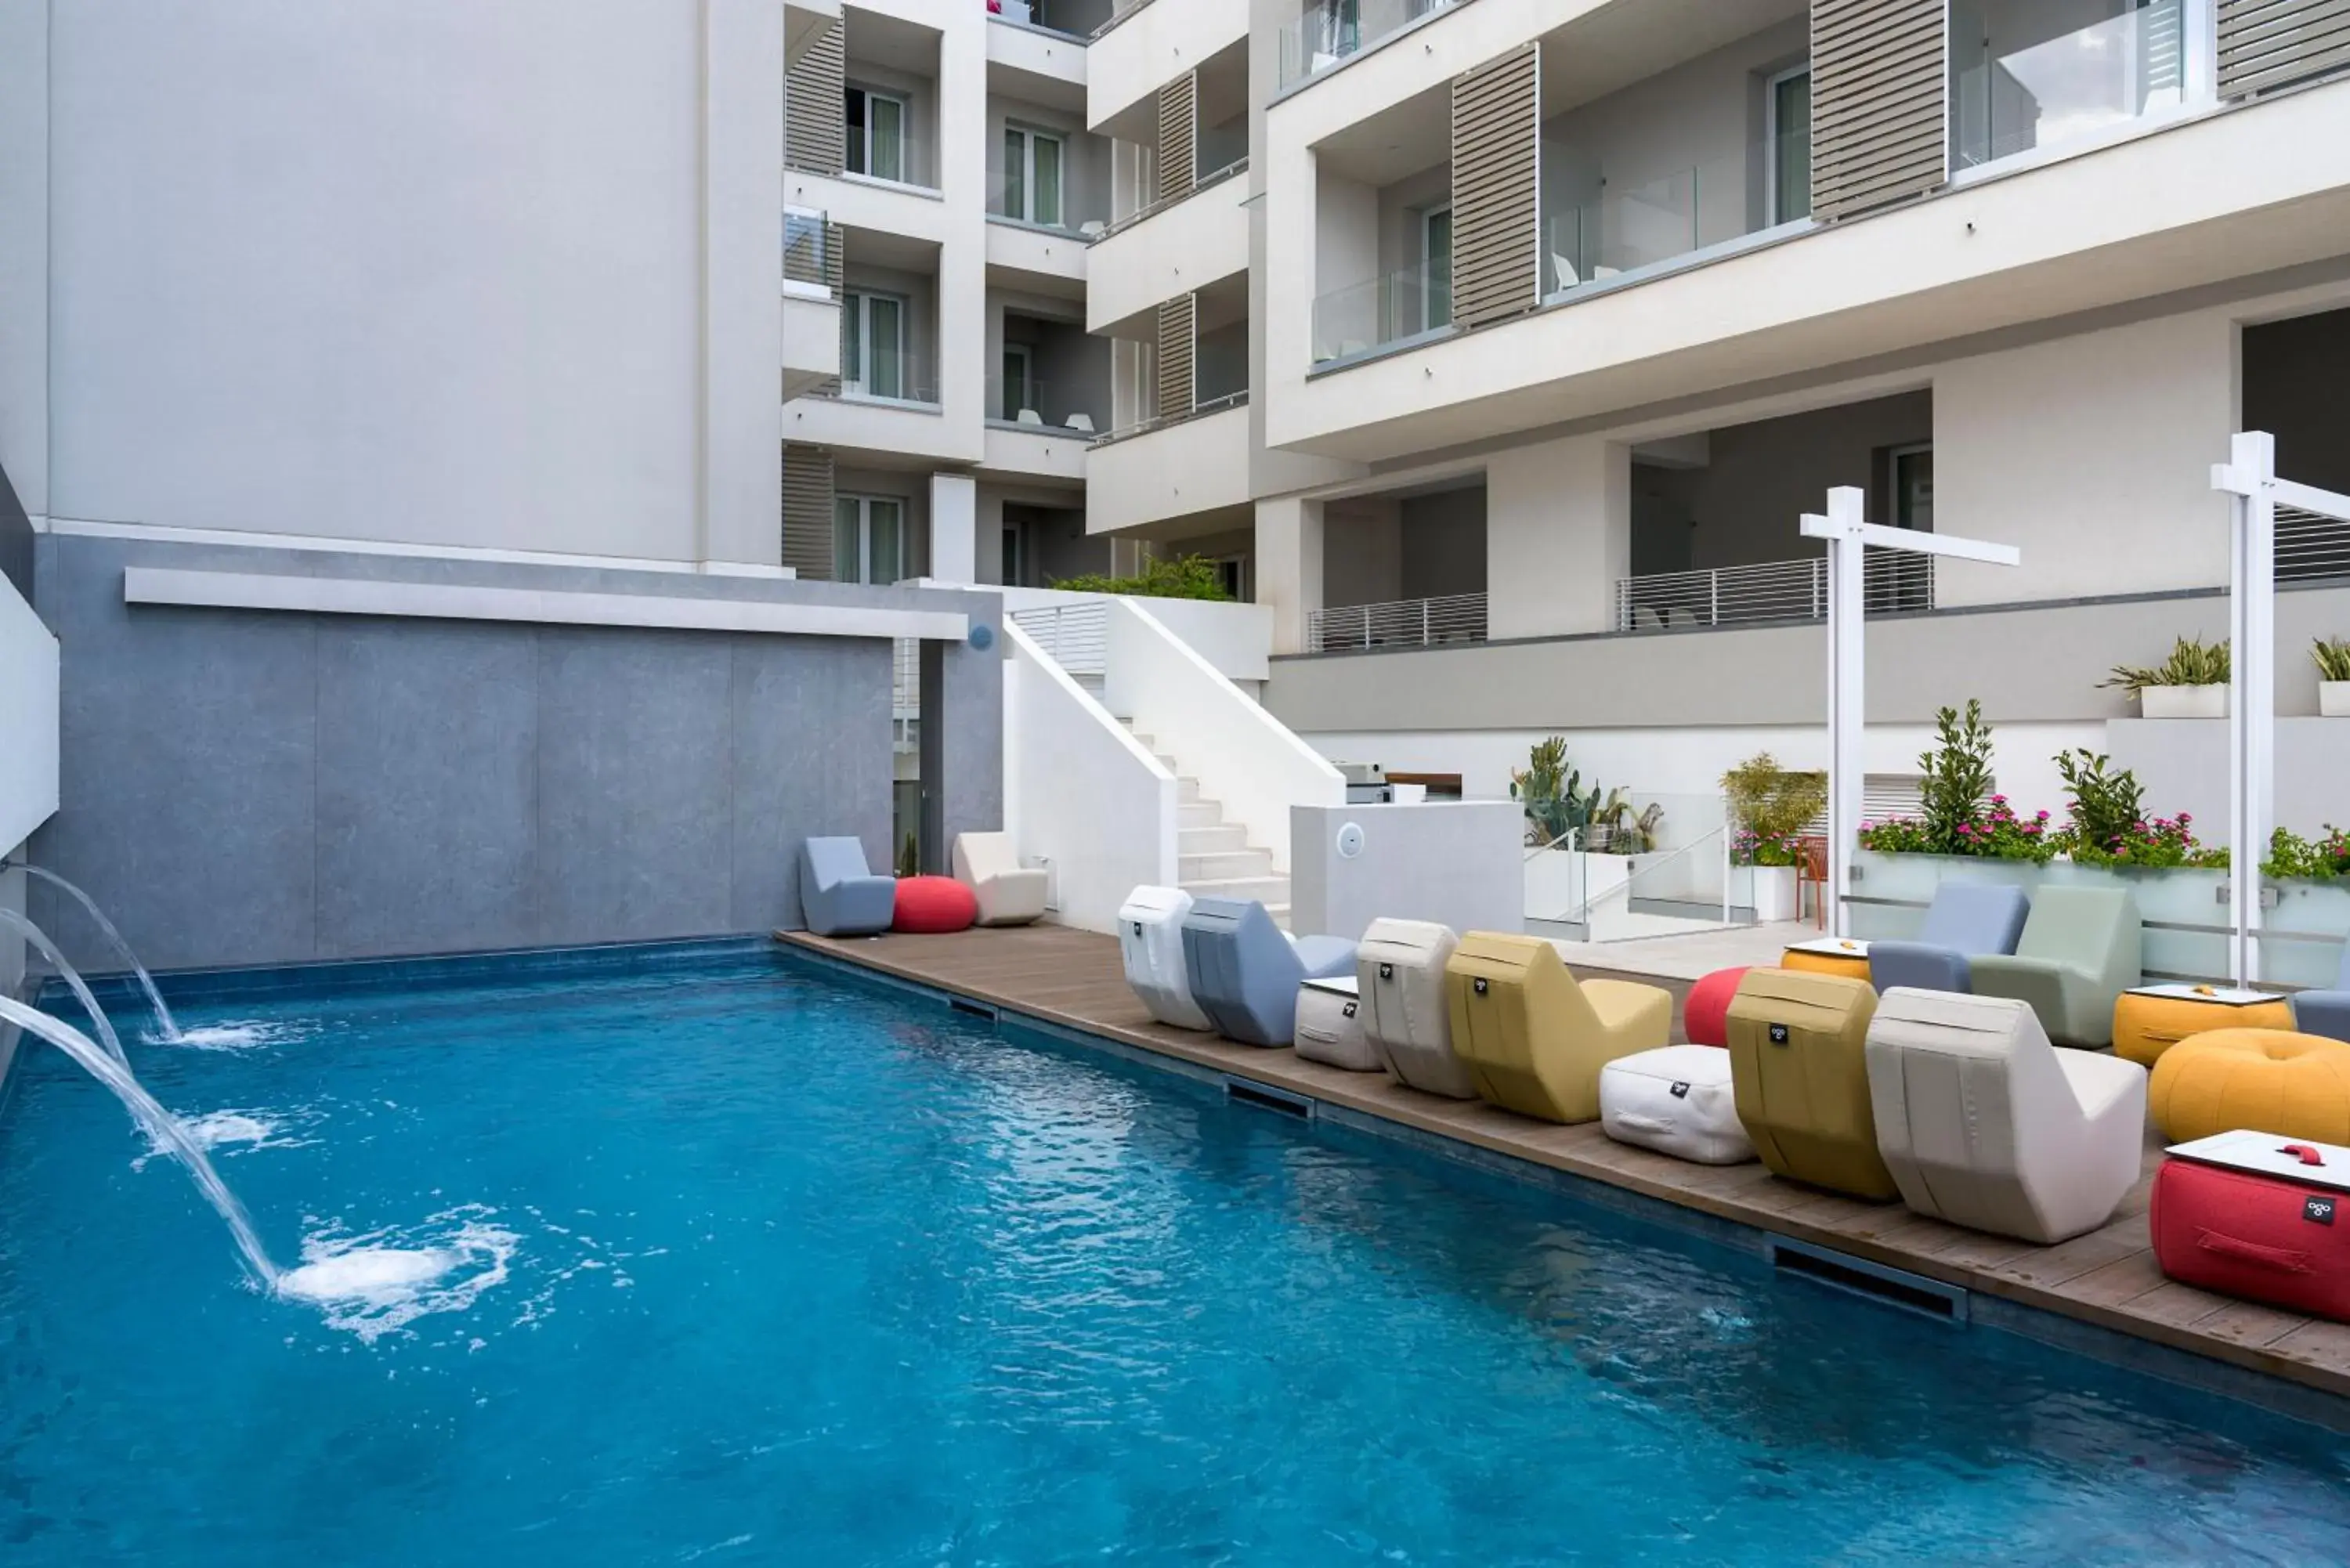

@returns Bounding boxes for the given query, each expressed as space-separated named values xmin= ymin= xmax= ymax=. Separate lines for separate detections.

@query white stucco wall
xmin=31 ymin=1 xmax=785 ymax=565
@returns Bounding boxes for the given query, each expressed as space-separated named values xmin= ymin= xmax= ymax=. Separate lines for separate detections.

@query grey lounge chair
xmin=1868 ymin=882 xmax=2032 ymax=995
xmin=1180 ymin=898 xmax=1356 ymax=1047
xmin=2292 ymin=943 xmax=2350 ymax=1042
xmin=1968 ymin=885 xmax=2142 ymax=1047
xmin=800 ymin=836 xmax=895 ymax=937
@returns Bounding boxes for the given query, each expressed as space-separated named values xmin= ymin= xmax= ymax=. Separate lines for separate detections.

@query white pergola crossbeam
xmin=1803 ymin=486 xmax=2020 ymax=938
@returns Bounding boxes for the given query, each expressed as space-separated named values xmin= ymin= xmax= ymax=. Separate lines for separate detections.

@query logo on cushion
xmin=1670 ymin=1082 xmax=1690 ymax=1098
xmin=1769 ymin=1023 xmax=1790 ymax=1045
xmin=1379 ymin=963 xmax=1394 ymax=980
xmin=1343 ymin=1002 xmax=1357 ymax=1018
xmin=2309 ymin=1197 xmax=2337 ymax=1227
xmin=1473 ymin=977 xmax=1488 ymax=995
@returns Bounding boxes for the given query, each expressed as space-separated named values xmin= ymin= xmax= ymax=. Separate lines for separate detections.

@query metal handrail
xmin=1095 ymin=158 xmax=1250 ymax=242
xmin=1614 ymin=551 xmax=1934 ymax=631
xmin=1307 ymin=591 xmax=1488 ymax=652
xmin=1093 ymin=388 xmax=1249 ymax=448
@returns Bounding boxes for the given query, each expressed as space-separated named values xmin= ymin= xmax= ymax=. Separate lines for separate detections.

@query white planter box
xmin=2322 ymin=681 xmax=2350 ymax=717
xmin=2142 ymin=684 xmax=2226 ymax=718
xmin=1751 ymin=865 xmax=1799 ymax=923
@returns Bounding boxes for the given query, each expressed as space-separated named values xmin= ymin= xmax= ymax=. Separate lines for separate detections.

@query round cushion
xmin=1684 ymin=966 xmax=1751 ymax=1048
xmin=2149 ymin=1028 xmax=2350 ymax=1144
xmin=892 ymin=876 xmax=978 ymax=934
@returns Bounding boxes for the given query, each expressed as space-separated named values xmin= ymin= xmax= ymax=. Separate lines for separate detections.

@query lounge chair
xmin=1968 ymin=886 xmax=2142 ymax=1047
xmin=951 ymin=832 xmax=1047 ymax=927
xmin=799 ymin=836 xmax=895 ymax=937
xmin=1725 ymin=968 xmax=1896 ymax=1200
xmin=1180 ymin=898 xmax=1356 ymax=1046
xmin=1119 ymin=885 xmax=1211 ymax=1031
xmin=2291 ymin=941 xmax=2350 ymax=1043
xmin=1867 ymin=882 xmax=2031 ymax=995
xmin=1445 ymin=933 xmax=1672 ymax=1123
xmin=1357 ymin=918 xmax=1480 ymax=1098
xmin=1867 ymin=988 xmax=2146 ymax=1242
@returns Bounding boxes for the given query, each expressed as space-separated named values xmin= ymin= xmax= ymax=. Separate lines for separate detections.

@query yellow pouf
xmin=2112 ymin=989 xmax=2294 ymax=1070
xmin=1781 ymin=943 xmax=1871 ymax=984
xmin=2149 ymin=1028 xmax=2350 ymax=1144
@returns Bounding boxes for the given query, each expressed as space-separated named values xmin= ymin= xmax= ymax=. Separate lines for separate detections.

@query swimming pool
xmin=2 ymin=945 xmax=2346 ymax=1564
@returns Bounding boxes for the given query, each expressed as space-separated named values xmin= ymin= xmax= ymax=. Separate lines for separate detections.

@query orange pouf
xmin=1684 ymin=966 xmax=1750 ymax=1048
xmin=2149 ymin=1028 xmax=2350 ymax=1144
xmin=892 ymin=876 xmax=978 ymax=934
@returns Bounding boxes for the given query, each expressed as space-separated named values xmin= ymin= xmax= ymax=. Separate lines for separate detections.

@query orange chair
xmin=1797 ymin=836 xmax=1830 ymax=929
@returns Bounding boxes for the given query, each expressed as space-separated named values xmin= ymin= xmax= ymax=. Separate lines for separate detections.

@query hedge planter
xmin=1752 ymin=865 xmax=1799 ymax=923
xmin=2141 ymin=684 xmax=2226 ymax=718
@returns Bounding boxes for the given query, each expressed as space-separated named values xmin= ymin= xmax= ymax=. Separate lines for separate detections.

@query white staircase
xmin=1128 ymin=722 xmax=1291 ymax=925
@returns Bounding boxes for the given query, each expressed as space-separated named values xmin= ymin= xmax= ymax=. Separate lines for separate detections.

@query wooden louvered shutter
xmin=1155 ymin=294 xmax=1195 ymax=421
xmin=1810 ymin=0 xmax=1946 ymax=220
xmin=2220 ymin=0 xmax=2350 ymax=98
xmin=781 ymin=445 xmax=836 ymax=580
xmin=787 ymin=19 xmax=845 ymax=175
xmin=1449 ymin=45 xmax=1540 ymax=331
xmin=1157 ymin=74 xmax=1198 ymax=204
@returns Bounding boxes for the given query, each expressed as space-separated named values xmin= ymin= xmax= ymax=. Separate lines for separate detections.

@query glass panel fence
xmin=1278 ymin=0 xmax=1460 ymax=89
xmin=984 ymin=374 xmax=1107 ymax=435
xmin=1950 ymin=0 xmax=2187 ymax=172
xmin=1311 ymin=259 xmax=1452 ymax=364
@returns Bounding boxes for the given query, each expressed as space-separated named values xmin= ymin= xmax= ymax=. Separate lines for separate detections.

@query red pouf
xmin=1683 ymin=965 xmax=1752 ymax=1049
xmin=892 ymin=876 xmax=978 ymax=934
xmin=2152 ymin=1134 xmax=2350 ymax=1322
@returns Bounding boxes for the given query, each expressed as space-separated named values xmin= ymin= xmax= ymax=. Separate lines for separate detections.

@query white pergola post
xmin=1801 ymin=487 xmax=2020 ymax=938
xmin=2208 ymin=432 xmax=2350 ymax=987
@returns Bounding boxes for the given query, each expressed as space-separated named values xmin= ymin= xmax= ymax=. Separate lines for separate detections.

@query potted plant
xmin=1510 ymin=736 xmax=1600 ymax=848
xmin=2102 ymin=635 xmax=2229 ymax=718
xmin=1721 ymin=753 xmax=1826 ymax=923
xmin=2315 ymin=638 xmax=2350 ymax=717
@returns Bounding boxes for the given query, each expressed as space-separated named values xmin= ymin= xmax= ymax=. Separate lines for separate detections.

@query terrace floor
xmin=777 ymin=923 xmax=2350 ymax=1418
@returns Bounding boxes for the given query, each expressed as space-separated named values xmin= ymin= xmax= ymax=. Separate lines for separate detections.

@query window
xmin=1000 ymin=345 xmax=1034 ymax=421
xmin=1001 ymin=522 xmax=1025 ymax=587
xmin=1889 ymin=444 xmax=1934 ymax=532
xmin=844 ymin=85 xmax=907 ymax=183
xmin=842 ymin=291 xmax=907 ymax=400
xmin=834 ymin=495 xmax=906 ymax=585
xmin=1421 ymin=206 xmax=1453 ymax=332
xmin=1001 ymin=125 xmax=1065 ymax=228
xmin=1767 ymin=67 xmax=1812 ymax=226
xmin=1213 ymin=555 xmax=1249 ymax=601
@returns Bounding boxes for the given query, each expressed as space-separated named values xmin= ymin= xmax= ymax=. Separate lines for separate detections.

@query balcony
xmin=1084 ymin=394 xmax=1252 ymax=533
xmin=782 ymin=208 xmax=841 ymax=401
xmin=1307 ymin=591 xmax=1488 ymax=652
xmin=1086 ymin=160 xmax=1250 ymax=331
xmin=1086 ymin=0 xmax=1247 ymax=132
xmin=1950 ymin=0 xmax=2193 ymax=177
xmin=1614 ymin=553 xmax=1935 ymax=631
xmin=1276 ymin=0 xmax=1464 ymax=94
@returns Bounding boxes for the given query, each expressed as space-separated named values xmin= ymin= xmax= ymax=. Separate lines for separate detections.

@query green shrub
xmin=2052 ymin=749 xmax=2146 ymax=858
xmin=1915 ymin=701 xmax=1996 ymax=854
xmin=1050 ymin=553 xmax=1233 ymax=601
xmin=2313 ymin=639 xmax=2350 ymax=683
xmin=1721 ymin=753 xmax=1825 ymax=867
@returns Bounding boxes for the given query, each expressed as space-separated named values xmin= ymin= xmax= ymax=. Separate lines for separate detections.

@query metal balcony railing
xmin=2279 ymin=505 xmax=2350 ymax=585
xmin=1008 ymin=600 xmax=1108 ymax=677
xmin=1307 ymin=592 xmax=1487 ymax=652
xmin=1614 ymin=551 xmax=1935 ymax=631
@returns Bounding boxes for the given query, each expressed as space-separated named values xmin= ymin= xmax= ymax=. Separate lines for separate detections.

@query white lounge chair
xmin=952 ymin=833 xmax=1048 ymax=927
xmin=1066 ymin=412 xmax=1096 ymax=434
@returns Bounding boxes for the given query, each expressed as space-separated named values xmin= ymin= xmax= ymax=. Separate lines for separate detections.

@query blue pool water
xmin=2 ymin=948 xmax=2347 ymax=1565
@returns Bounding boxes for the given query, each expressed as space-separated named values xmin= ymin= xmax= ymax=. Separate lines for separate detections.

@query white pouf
xmin=1295 ymin=975 xmax=1381 ymax=1071
xmin=1599 ymin=1045 xmax=1755 ymax=1165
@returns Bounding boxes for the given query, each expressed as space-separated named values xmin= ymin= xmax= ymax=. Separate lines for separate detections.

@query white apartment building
xmin=779 ymin=0 xmax=2350 ymax=822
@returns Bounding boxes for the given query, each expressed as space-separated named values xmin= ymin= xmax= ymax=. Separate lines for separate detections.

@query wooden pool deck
xmin=774 ymin=923 xmax=2350 ymax=1414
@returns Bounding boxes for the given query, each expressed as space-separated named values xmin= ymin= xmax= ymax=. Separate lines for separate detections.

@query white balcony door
xmin=845 ymin=85 xmax=907 ymax=183
xmin=842 ymin=291 xmax=906 ymax=400
xmin=1003 ymin=125 xmax=1065 ymax=227
xmin=834 ymin=495 xmax=906 ymax=585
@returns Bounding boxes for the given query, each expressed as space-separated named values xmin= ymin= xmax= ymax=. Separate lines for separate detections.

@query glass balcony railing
xmin=1278 ymin=0 xmax=1462 ymax=90
xmin=837 ymin=348 xmax=938 ymax=407
xmin=986 ymin=172 xmax=1111 ymax=240
xmin=985 ymin=374 xmax=1106 ymax=436
xmin=783 ymin=208 xmax=830 ymax=289
xmin=1311 ymin=258 xmax=1453 ymax=364
xmin=1543 ymin=131 xmax=1806 ymax=299
xmin=1950 ymin=0 xmax=2186 ymax=172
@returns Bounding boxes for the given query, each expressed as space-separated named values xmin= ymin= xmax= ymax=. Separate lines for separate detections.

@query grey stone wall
xmin=27 ymin=532 xmax=1003 ymax=971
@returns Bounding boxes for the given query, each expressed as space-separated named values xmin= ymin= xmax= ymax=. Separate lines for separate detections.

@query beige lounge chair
xmin=951 ymin=832 xmax=1047 ymax=927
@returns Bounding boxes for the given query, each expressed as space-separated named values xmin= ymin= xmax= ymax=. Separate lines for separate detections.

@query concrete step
xmin=1180 ymin=849 xmax=1274 ymax=882
xmin=1177 ymin=776 xmax=1203 ymax=804
xmin=1180 ymin=875 xmax=1291 ymax=907
xmin=1177 ymin=800 xmax=1224 ymax=829
xmin=1179 ymin=823 xmax=1249 ymax=854
xmin=1152 ymin=753 xmax=1180 ymax=774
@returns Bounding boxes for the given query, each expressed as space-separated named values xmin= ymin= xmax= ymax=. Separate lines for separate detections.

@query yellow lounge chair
xmin=1445 ymin=933 xmax=1672 ymax=1124
xmin=1725 ymin=967 xmax=1896 ymax=1201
